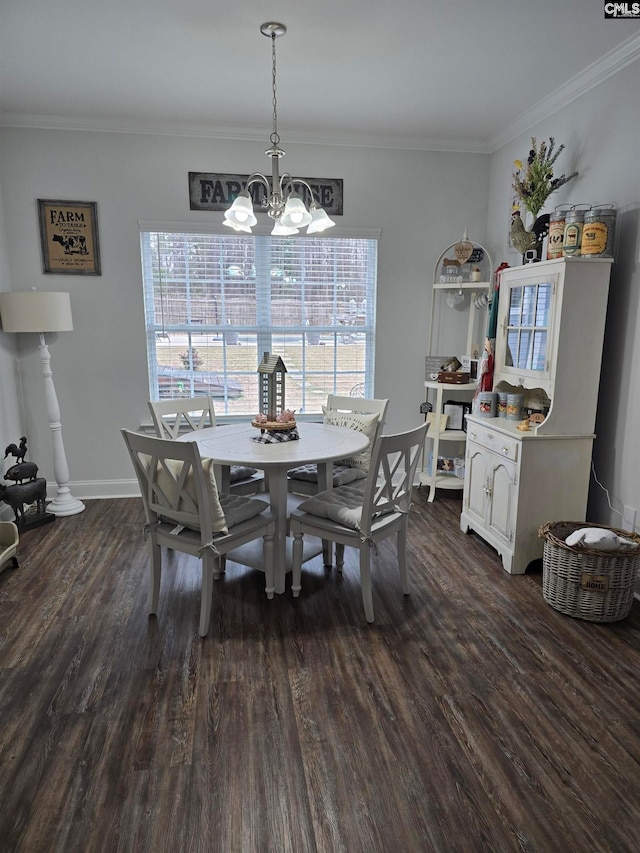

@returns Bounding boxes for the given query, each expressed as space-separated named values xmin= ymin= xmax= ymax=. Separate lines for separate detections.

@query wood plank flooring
xmin=1 ymin=490 xmax=640 ymax=852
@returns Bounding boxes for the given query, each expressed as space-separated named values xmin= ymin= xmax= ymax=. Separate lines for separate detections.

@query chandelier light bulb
xmin=224 ymin=191 xmax=258 ymax=229
xmin=280 ymin=193 xmax=312 ymax=229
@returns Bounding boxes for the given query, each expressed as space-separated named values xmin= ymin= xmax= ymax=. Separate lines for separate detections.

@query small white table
xmin=178 ymin=421 xmax=369 ymax=593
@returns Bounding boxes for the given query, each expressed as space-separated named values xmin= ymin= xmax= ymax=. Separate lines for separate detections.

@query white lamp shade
xmin=307 ymin=207 xmax=336 ymax=234
xmin=224 ymin=191 xmax=257 ymax=229
xmin=271 ymin=220 xmax=299 ymax=236
xmin=223 ymin=219 xmax=252 ymax=234
xmin=280 ymin=194 xmax=312 ymax=229
xmin=0 ymin=291 xmax=73 ymax=333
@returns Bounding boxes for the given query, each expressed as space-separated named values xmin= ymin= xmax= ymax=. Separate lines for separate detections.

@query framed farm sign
xmin=37 ymin=199 xmax=101 ymax=275
xmin=188 ymin=172 xmax=344 ymax=215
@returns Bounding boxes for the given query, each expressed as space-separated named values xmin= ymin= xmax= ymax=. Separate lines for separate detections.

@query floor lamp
xmin=0 ymin=290 xmax=85 ymax=516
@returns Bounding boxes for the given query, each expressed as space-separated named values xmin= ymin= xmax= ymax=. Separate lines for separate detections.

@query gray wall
xmin=486 ymin=58 xmax=640 ymax=532
xmin=0 ymin=130 xmax=489 ymax=497
xmin=0 ymin=56 xmax=638 ymax=530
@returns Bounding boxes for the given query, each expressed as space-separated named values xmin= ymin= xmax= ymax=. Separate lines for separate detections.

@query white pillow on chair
xmin=322 ymin=408 xmax=379 ymax=471
xmin=151 ymin=456 xmax=229 ymax=534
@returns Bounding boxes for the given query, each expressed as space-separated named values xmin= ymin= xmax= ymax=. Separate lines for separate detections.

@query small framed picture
xmin=37 ymin=199 xmax=101 ymax=275
xmin=443 ymin=401 xmax=471 ymax=431
xmin=443 ymin=402 xmax=464 ymax=431
xmin=461 ymin=356 xmax=479 ymax=380
xmin=425 ymin=355 xmax=447 ymax=382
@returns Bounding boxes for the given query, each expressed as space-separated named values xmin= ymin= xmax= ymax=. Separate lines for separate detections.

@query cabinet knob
xmin=502 ymin=446 xmax=509 ymax=455
xmin=470 ymin=432 xmax=477 ymax=439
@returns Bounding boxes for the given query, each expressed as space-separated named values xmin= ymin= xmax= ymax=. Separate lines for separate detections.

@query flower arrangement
xmin=512 ymin=137 xmax=578 ymax=222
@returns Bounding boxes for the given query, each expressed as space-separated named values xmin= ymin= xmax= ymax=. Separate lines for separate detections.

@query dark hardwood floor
xmin=1 ymin=490 xmax=640 ymax=852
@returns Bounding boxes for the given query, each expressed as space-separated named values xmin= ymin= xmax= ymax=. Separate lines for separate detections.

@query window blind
xmin=140 ymin=230 xmax=378 ymax=416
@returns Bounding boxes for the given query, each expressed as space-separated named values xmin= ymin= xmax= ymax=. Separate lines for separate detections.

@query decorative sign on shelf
xmin=425 ymin=356 xmax=448 ymax=381
xmin=453 ymin=238 xmax=474 ymax=265
xmin=188 ymin=172 xmax=344 ymax=215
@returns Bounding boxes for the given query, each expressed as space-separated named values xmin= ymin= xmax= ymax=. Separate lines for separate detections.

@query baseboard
xmin=46 ymin=479 xmax=141 ymax=501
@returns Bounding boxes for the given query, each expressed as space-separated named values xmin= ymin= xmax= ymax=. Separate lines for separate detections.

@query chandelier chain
xmin=270 ymin=32 xmax=280 ymax=147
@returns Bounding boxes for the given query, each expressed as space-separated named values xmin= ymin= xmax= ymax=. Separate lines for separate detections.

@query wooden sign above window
xmin=188 ymin=172 xmax=343 ymax=215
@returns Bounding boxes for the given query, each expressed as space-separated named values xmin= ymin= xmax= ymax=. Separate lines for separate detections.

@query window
xmin=140 ymin=228 xmax=378 ymax=416
xmin=506 ymin=281 xmax=551 ymax=372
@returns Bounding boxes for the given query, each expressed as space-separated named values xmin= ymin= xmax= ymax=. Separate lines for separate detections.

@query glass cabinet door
xmin=504 ymin=280 xmax=552 ymax=373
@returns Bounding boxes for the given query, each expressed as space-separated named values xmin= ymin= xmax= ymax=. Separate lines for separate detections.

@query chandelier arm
xmin=246 ymin=173 xmax=271 ymax=193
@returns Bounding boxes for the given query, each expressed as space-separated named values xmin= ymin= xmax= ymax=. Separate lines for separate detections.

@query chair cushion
xmin=322 ymin=408 xmax=379 ymax=471
xmin=229 ymin=465 xmax=259 ymax=483
xmin=152 ymin=456 xmax=229 ymax=535
xmin=220 ymin=493 xmax=270 ymax=528
xmin=288 ymin=463 xmax=367 ymax=486
xmin=296 ymin=482 xmax=367 ymax=530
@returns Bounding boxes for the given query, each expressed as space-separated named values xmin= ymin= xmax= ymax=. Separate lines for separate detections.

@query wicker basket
xmin=251 ymin=419 xmax=297 ymax=432
xmin=539 ymin=521 xmax=640 ymax=623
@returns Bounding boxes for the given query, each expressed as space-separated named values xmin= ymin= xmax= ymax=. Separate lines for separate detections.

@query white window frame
xmin=139 ymin=222 xmax=380 ymax=419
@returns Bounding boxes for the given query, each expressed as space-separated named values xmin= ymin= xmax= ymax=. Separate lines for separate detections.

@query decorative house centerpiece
xmin=253 ymin=352 xmax=296 ymax=432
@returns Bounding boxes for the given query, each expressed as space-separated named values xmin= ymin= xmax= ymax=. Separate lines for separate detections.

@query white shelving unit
xmin=418 ymin=380 xmax=477 ymax=502
xmin=428 ymin=237 xmax=494 ymax=362
xmin=420 ymin=236 xmax=493 ymax=501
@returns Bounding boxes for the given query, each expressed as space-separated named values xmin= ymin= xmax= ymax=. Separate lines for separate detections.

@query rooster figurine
xmin=510 ymin=210 xmax=550 ymax=259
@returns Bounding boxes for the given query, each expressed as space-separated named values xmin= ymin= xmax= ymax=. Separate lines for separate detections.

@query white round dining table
xmin=178 ymin=421 xmax=369 ymax=593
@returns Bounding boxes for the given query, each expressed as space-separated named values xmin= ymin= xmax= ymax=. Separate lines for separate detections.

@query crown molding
xmin=2 ymin=33 xmax=638 ymax=156
xmin=0 ymin=111 xmax=490 ymax=153
xmin=489 ymin=31 xmax=640 ymax=152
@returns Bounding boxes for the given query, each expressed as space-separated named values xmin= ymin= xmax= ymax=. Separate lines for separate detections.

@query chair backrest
xmin=358 ymin=422 xmax=428 ymax=536
xmin=325 ymin=395 xmax=389 ymax=446
xmin=121 ymin=428 xmax=217 ymax=539
xmin=148 ymin=397 xmax=217 ymax=439
xmin=325 ymin=395 xmax=389 ymax=428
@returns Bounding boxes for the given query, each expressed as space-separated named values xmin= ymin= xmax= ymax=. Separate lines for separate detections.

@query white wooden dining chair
xmin=122 ymin=429 xmax=275 ymax=637
xmin=290 ymin=422 xmax=428 ymax=623
xmin=287 ymin=395 xmax=389 ymax=567
xmin=287 ymin=395 xmax=389 ymax=497
xmin=148 ymin=397 xmax=264 ymax=495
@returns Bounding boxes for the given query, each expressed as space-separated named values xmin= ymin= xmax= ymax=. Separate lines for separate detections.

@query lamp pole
xmin=39 ymin=333 xmax=84 ymax=515
xmin=0 ymin=290 xmax=85 ymax=518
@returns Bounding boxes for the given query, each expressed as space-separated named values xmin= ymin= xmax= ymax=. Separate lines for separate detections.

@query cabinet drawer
xmin=466 ymin=424 xmax=519 ymax=462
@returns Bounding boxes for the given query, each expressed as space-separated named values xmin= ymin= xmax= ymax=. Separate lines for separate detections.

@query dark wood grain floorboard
xmin=2 ymin=492 xmax=640 ymax=851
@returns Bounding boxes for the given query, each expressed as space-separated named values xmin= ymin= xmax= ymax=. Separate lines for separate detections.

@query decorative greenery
xmin=512 ymin=137 xmax=578 ymax=221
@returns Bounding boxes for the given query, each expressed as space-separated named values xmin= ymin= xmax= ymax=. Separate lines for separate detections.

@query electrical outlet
xmin=623 ymin=505 xmax=637 ymax=532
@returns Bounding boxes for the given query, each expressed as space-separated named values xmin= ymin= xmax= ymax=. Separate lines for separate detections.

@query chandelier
xmin=223 ymin=22 xmax=336 ymax=237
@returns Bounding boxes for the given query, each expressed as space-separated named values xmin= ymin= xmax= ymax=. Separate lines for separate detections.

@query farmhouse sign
xmin=37 ymin=199 xmax=101 ymax=275
xmin=188 ymin=172 xmax=343 ymax=216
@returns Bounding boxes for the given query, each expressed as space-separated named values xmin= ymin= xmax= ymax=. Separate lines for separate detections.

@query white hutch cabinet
xmin=460 ymin=257 xmax=613 ymax=574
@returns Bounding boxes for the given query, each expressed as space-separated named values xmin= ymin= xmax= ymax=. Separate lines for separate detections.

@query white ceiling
xmin=1 ymin=0 xmax=639 ymax=152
